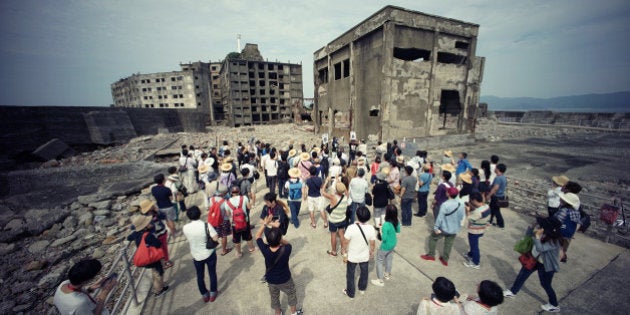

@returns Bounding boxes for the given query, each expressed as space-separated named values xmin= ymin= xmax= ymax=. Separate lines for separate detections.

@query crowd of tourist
xmin=53 ymin=136 xmax=586 ymax=314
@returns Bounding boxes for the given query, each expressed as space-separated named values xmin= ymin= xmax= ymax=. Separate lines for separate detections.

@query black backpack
xmin=578 ymin=207 xmax=591 ymax=233
xmin=277 ymin=160 xmax=290 ymax=179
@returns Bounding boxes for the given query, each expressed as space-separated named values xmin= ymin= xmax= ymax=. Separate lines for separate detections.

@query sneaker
xmin=359 ymin=290 xmax=365 ymax=295
xmin=154 ymin=285 xmax=169 ymax=298
xmin=202 ymin=293 xmax=210 ymax=303
xmin=439 ymin=257 xmax=448 ymax=266
xmin=463 ymin=253 xmax=472 ymax=261
xmin=541 ymin=303 xmax=561 ymax=312
xmin=209 ymin=291 xmax=218 ymax=302
xmin=294 ymin=308 xmax=304 ymax=315
xmin=342 ymin=289 xmax=354 ymax=299
xmin=463 ymin=261 xmax=480 ymax=269
xmin=371 ymin=279 xmax=384 ymax=287
xmin=420 ymin=254 xmax=435 ymax=261
xmin=260 ymin=275 xmax=267 ymax=283
xmin=384 ymin=273 xmax=391 ymax=280
xmin=503 ymin=289 xmax=516 ymax=298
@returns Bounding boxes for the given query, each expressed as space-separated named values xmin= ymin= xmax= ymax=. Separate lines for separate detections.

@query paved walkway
xmin=129 ymin=183 xmax=628 ymax=315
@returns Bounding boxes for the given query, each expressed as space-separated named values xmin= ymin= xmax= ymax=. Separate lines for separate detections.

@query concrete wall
xmin=493 ymin=111 xmax=630 ymax=129
xmin=0 ymin=106 xmax=206 ymax=158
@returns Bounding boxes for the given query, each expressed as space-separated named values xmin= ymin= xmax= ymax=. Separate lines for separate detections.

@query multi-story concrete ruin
xmin=313 ymin=5 xmax=485 ymax=141
xmin=219 ymin=43 xmax=304 ymax=127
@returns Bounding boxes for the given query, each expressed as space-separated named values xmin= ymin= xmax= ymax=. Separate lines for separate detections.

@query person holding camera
xmin=53 ymin=259 xmax=117 ymax=315
xmin=183 ymin=206 xmax=220 ymax=303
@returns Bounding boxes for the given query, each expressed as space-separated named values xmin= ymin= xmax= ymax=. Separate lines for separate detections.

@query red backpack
xmin=226 ymin=196 xmax=248 ymax=232
xmin=207 ymin=197 xmax=225 ymax=228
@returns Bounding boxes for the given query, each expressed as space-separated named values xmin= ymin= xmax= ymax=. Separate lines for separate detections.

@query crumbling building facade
xmin=219 ymin=44 xmax=304 ymax=127
xmin=313 ymin=5 xmax=485 ymax=141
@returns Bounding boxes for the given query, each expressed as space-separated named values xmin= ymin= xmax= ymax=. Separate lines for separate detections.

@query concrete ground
xmin=128 ymin=181 xmax=628 ymax=315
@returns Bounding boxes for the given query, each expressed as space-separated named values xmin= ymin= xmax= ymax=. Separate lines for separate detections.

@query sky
xmin=0 ymin=0 xmax=629 ymax=106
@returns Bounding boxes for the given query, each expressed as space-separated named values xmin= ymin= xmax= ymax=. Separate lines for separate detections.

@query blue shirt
xmin=492 ymin=175 xmax=507 ymax=197
xmin=434 ymin=199 xmax=465 ymax=235
xmin=456 ymin=159 xmax=472 ymax=175
xmin=417 ymin=173 xmax=432 ymax=192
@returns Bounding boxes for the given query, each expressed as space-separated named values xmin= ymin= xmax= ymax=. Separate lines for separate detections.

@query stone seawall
xmin=492 ymin=110 xmax=630 ymax=130
xmin=0 ymin=106 xmax=206 ymax=160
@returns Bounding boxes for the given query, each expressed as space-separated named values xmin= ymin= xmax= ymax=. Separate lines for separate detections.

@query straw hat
xmin=422 ymin=164 xmax=431 ymax=171
xmin=288 ymin=149 xmax=297 ymax=158
xmin=552 ymin=175 xmax=570 ymax=186
xmin=444 ymin=150 xmax=453 ymax=157
xmin=312 ymin=147 xmax=321 ymax=154
xmin=335 ymin=182 xmax=347 ymax=194
xmin=300 ymin=152 xmax=310 ymax=161
xmin=559 ymin=192 xmax=580 ymax=209
xmin=357 ymin=158 xmax=366 ymax=166
xmin=288 ymin=168 xmax=301 ymax=178
xmin=139 ymin=199 xmax=155 ymax=214
xmin=132 ymin=215 xmax=152 ymax=231
xmin=223 ymin=157 xmax=234 ymax=164
xmin=220 ymin=163 xmax=233 ymax=172
xmin=396 ymin=155 xmax=405 ymax=164
xmin=459 ymin=172 xmax=472 ymax=184
xmin=441 ymin=163 xmax=455 ymax=173
xmin=198 ymin=164 xmax=209 ymax=174
xmin=380 ymin=166 xmax=391 ymax=176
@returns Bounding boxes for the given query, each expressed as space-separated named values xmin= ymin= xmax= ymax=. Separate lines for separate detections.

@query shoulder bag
xmin=179 ymin=157 xmax=189 ymax=172
xmin=204 ymin=223 xmax=219 ymax=249
xmin=518 ymin=252 xmax=539 ymax=270
xmin=326 ymin=195 xmax=345 ymax=214
xmin=133 ymin=232 xmax=165 ymax=267
xmin=356 ymin=223 xmax=369 ymax=246
xmin=365 ymin=192 xmax=373 ymax=206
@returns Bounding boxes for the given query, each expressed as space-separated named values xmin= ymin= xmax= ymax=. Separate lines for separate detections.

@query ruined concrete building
xmin=313 ymin=5 xmax=485 ymax=141
xmin=219 ymin=43 xmax=304 ymax=127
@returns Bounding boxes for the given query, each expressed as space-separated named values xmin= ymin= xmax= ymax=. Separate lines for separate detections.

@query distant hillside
xmin=481 ymin=91 xmax=630 ymax=112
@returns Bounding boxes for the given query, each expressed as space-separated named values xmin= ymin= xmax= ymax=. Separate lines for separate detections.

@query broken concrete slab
xmin=32 ymin=138 xmax=74 ymax=161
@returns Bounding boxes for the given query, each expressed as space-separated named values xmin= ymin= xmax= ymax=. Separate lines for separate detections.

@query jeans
xmin=267 ymin=176 xmax=278 ymax=195
xmin=278 ymin=177 xmax=288 ymax=198
xmin=401 ymin=198 xmax=413 ymax=226
xmin=349 ymin=202 xmax=364 ymax=224
xmin=373 ymin=207 xmax=386 ymax=226
xmin=193 ymin=252 xmax=218 ymax=296
xmin=346 ymin=261 xmax=369 ymax=297
xmin=489 ymin=196 xmax=505 ymax=228
xmin=467 ymin=233 xmax=483 ymax=265
xmin=510 ymin=262 xmax=558 ymax=307
xmin=376 ymin=249 xmax=394 ymax=279
xmin=289 ymin=201 xmax=301 ymax=228
xmin=417 ymin=191 xmax=429 ymax=216
xmin=427 ymin=232 xmax=456 ymax=261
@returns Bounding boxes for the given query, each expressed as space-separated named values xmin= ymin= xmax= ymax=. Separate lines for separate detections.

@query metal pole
xmin=121 ymin=247 xmax=141 ymax=305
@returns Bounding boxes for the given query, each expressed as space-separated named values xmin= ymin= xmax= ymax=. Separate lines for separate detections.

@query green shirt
xmin=380 ymin=221 xmax=400 ymax=251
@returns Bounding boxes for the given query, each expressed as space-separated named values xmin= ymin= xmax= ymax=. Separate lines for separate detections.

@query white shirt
xmin=349 ymin=177 xmax=369 ymax=203
xmin=183 ymin=220 xmax=218 ymax=261
xmin=203 ymin=157 xmax=215 ymax=168
xmin=489 ymin=163 xmax=497 ymax=184
xmin=241 ymin=163 xmax=256 ymax=179
xmin=345 ymin=223 xmax=376 ymax=263
xmin=547 ymin=186 xmax=562 ymax=208
xmin=53 ymin=280 xmax=110 ymax=315
xmin=329 ymin=165 xmax=342 ymax=179
xmin=264 ymin=158 xmax=278 ymax=176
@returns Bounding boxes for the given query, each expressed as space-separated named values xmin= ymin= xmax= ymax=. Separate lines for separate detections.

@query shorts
xmin=232 ymin=225 xmax=253 ymax=244
xmin=328 ymin=220 xmax=347 ymax=232
xmin=307 ymin=196 xmax=323 ymax=212
xmin=214 ymin=220 xmax=232 ymax=238
xmin=158 ymin=206 xmax=177 ymax=221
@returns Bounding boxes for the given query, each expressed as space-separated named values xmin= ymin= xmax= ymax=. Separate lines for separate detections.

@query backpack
xmin=277 ymin=160 xmax=289 ymax=179
xmin=288 ymin=180 xmax=302 ymax=200
xmin=227 ymin=197 xmax=248 ymax=232
xmin=578 ymin=207 xmax=591 ymax=233
xmin=207 ymin=197 xmax=225 ymax=228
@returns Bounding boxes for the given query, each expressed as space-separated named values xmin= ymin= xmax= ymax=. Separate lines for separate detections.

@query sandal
xmin=311 ymin=223 xmax=317 ymax=229
xmin=220 ymin=248 xmax=233 ymax=256
xmin=323 ymin=223 xmax=329 ymax=229
xmin=163 ymin=261 xmax=174 ymax=269
xmin=327 ymin=250 xmax=337 ymax=257
xmin=248 ymin=247 xmax=256 ymax=253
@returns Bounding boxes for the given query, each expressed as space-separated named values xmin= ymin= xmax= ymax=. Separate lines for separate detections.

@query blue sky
xmin=0 ymin=0 xmax=628 ymax=106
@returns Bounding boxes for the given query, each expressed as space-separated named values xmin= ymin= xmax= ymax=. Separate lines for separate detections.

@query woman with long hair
xmin=371 ymin=204 xmax=401 ymax=287
xmin=503 ymin=217 xmax=563 ymax=313
xmin=479 ymin=160 xmax=492 ymax=199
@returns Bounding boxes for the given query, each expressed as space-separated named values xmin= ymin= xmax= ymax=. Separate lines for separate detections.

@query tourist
xmin=487 ymin=163 xmax=508 ymax=228
xmin=415 ymin=164 xmax=433 ymax=217
xmin=277 ymin=152 xmax=290 ymax=198
xmin=219 ymin=163 xmax=236 ymax=192
xmin=256 ymin=218 xmax=303 ymax=315
xmin=139 ymin=199 xmax=173 ymax=269
xmin=209 ymin=147 xmax=220 ymax=173
xmin=399 ymin=165 xmax=417 ymax=226
xmin=320 ymin=148 xmax=330 ymax=179
xmin=387 ymin=158 xmax=401 ymax=195
xmin=349 ymin=138 xmax=358 ymax=164
xmin=201 ymin=153 xmax=218 ymax=182
xmin=348 ymin=168 xmax=369 ymax=224
xmin=489 ymin=155 xmax=499 ymax=184
xmin=461 ymin=280 xmax=504 ymax=314
xmin=297 ymin=152 xmax=312 ymax=181
xmin=151 ymin=174 xmax=177 ymax=237
xmin=265 ymin=151 xmax=279 ymax=194
xmin=305 ymin=166 xmax=327 ymax=229
xmin=182 ymin=206 xmax=219 ymax=303
xmin=442 ymin=150 xmax=455 ymax=166
xmin=341 ymin=206 xmax=376 ymax=298
xmin=220 ymin=140 xmax=229 ymax=157
xmin=53 ymin=259 xmax=117 ymax=315
xmin=287 ymin=149 xmax=298 ymax=168
xmin=370 ymin=156 xmax=381 ymax=184
xmin=260 ymin=192 xmax=291 ymax=235
xmin=431 ymin=170 xmax=454 ymax=218
xmin=239 ymin=168 xmax=256 ymax=207
xmin=548 ymin=175 xmax=569 ymax=217
xmin=223 ymin=186 xmax=256 ymax=258
xmin=127 ymin=215 xmax=168 ymax=297
xmin=329 ymin=157 xmax=343 ymax=186
xmin=416 ymin=277 xmax=460 ymax=314
xmin=455 ymin=152 xmax=473 ymax=177
xmin=421 ymin=187 xmax=465 ymax=266
xmin=372 ymin=171 xmax=394 ymax=227
xmin=356 ymin=157 xmax=369 ymax=179
xmin=441 ymin=163 xmax=457 ymax=186
xmin=459 ymin=172 xmax=473 ymax=203
xmin=165 ymin=166 xmax=186 ymax=219
xmin=479 ymin=160 xmax=492 ymax=199
xmin=463 ymin=192 xmax=491 ymax=269
xmin=322 ymin=181 xmax=348 ymax=256
xmin=504 ymin=217 xmax=563 ymax=313
xmin=209 ymin=184 xmax=232 ymax=256
xmin=179 ymin=149 xmax=198 ymax=193
xmin=371 ymin=204 xmax=400 ymax=287
xmin=554 ymin=192 xmax=581 ymax=263
xmin=285 ymin=168 xmax=303 ymax=228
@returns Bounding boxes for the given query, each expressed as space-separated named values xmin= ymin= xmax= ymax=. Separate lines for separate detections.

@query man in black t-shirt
xmin=151 ymin=174 xmax=176 ymax=236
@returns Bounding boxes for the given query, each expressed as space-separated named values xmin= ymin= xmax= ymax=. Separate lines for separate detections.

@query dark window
xmin=343 ymin=59 xmax=350 ymax=78
xmin=393 ymin=47 xmax=431 ymax=61
xmin=455 ymin=41 xmax=469 ymax=50
xmin=334 ymin=62 xmax=342 ymax=80
xmin=437 ymin=52 xmax=467 ymax=65
xmin=318 ymin=68 xmax=328 ymax=83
